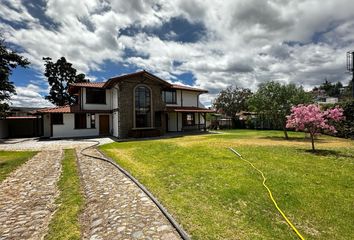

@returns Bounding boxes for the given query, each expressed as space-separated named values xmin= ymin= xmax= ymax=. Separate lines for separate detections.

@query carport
xmin=5 ymin=116 xmax=43 ymax=138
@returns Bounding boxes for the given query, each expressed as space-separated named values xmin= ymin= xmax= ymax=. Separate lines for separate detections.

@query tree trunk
xmin=310 ymin=133 xmax=315 ymax=151
xmin=283 ymin=123 xmax=289 ymax=140
xmin=283 ymin=127 xmax=289 ymax=140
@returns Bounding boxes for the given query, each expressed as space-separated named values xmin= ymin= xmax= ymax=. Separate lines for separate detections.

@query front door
xmin=99 ymin=115 xmax=109 ymax=135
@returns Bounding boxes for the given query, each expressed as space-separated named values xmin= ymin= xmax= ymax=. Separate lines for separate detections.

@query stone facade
xmin=117 ymin=76 xmax=167 ymax=138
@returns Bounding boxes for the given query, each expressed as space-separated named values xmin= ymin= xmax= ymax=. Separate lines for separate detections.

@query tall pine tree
xmin=43 ymin=57 xmax=89 ymax=106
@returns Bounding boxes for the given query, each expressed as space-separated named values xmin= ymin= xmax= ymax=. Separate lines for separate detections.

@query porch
xmin=165 ymin=107 xmax=215 ymax=132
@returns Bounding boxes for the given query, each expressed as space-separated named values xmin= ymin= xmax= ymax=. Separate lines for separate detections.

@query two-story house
xmin=38 ymin=70 xmax=214 ymax=138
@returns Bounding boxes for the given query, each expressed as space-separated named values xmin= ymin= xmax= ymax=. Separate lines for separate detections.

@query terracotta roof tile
xmin=37 ymin=105 xmax=111 ymax=113
xmin=69 ymin=82 xmax=105 ymax=88
xmin=104 ymin=70 xmax=170 ymax=88
xmin=37 ymin=105 xmax=76 ymax=113
xmin=170 ymin=84 xmax=208 ymax=93
xmin=68 ymin=72 xmax=208 ymax=93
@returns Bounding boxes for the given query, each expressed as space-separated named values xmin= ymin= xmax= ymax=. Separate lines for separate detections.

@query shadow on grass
xmin=303 ymin=149 xmax=354 ymax=158
xmin=260 ymin=136 xmax=329 ymax=143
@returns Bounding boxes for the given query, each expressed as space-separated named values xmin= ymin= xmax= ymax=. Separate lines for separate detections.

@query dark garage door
xmin=7 ymin=117 xmax=43 ymax=138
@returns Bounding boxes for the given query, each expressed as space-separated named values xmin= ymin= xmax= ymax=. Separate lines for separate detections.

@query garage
xmin=5 ymin=116 xmax=43 ymax=138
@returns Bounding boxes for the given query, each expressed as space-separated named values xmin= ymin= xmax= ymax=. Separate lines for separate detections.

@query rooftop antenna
xmin=346 ymin=51 xmax=354 ymax=98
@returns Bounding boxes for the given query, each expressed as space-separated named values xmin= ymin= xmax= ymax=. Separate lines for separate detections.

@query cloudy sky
xmin=1 ymin=0 xmax=354 ymax=107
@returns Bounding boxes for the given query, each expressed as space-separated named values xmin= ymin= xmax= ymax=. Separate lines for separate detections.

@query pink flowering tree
xmin=286 ymin=104 xmax=344 ymax=151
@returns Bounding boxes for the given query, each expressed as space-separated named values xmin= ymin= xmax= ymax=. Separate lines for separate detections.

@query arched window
xmin=135 ymin=85 xmax=151 ymax=128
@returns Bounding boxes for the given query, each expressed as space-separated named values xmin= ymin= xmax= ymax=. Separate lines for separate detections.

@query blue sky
xmin=1 ymin=0 xmax=354 ymax=107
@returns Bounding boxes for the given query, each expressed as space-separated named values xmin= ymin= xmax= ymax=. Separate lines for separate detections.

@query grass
xmin=0 ymin=150 xmax=37 ymax=182
xmin=100 ymin=130 xmax=354 ymax=240
xmin=46 ymin=149 xmax=84 ymax=240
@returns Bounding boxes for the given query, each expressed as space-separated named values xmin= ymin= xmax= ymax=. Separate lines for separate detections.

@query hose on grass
xmin=228 ymin=147 xmax=305 ymax=240
xmin=79 ymin=139 xmax=190 ymax=240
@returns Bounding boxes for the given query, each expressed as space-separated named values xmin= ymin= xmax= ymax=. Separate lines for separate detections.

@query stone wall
xmin=117 ymin=76 xmax=167 ymax=138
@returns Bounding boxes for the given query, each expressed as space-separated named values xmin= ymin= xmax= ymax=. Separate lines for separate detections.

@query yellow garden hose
xmin=228 ymin=147 xmax=305 ymax=240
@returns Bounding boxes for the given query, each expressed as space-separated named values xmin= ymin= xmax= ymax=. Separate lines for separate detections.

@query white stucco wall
xmin=165 ymin=90 xmax=204 ymax=108
xmin=0 ymin=120 xmax=8 ymax=138
xmin=112 ymin=87 xmax=119 ymax=109
xmin=43 ymin=114 xmax=51 ymax=137
xmin=182 ymin=91 xmax=199 ymax=107
xmin=82 ymin=88 xmax=112 ymax=110
xmin=111 ymin=86 xmax=119 ymax=137
xmin=112 ymin=111 xmax=119 ymax=137
xmin=52 ymin=113 xmax=98 ymax=138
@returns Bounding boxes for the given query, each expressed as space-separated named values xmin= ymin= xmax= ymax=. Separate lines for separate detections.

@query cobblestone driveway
xmin=0 ymin=150 xmax=62 ymax=239
xmin=0 ymin=137 xmax=114 ymax=151
xmin=77 ymin=148 xmax=181 ymax=240
xmin=0 ymin=137 xmax=184 ymax=240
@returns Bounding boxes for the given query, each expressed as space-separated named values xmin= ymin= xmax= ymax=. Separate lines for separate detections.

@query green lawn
xmin=0 ymin=150 xmax=37 ymax=182
xmin=100 ymin=130 xmax=354 ymax=240
xmin=46 ymin=149 xmax=84 ymax=240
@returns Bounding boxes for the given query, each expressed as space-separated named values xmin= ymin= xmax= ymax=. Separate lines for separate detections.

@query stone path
xmin=0 ymin=150 xmax=62 ymax=239
xmin=0 ymin=137 xmax=114 ymax=151
xmin=77 ymin=148 xmax=181 ymax=240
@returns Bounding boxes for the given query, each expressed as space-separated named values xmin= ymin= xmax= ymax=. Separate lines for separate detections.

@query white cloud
xmin=10 ymin=84 xmax=54 ymax=108
xmin=1 ymin=0 xmax=354 ymax=107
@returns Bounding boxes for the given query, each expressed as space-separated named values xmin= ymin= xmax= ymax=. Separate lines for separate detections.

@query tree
xmin=0 ymin=38 xmax=30 ymax=118
xmin=341 ymin=81 xmax=353 ymax=100
xmin=323 ymin=100 xmax=354 ymax=139
xmin=248 ymin=81 xmax=312 ymax=139
xmin=319 ymin=79 xmax=333 ymax=94
xmin=213 ymin=86 xmax=252 ymax=124
xmin=286 ymin=104 xmax=344 ymax=151
xmin=43 ymin=57 xmax=89 ymax=106
xmin=317 ymin=79 xmax=343 ymax=98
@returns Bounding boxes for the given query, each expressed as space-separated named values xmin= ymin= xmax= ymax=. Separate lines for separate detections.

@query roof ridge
xmin=70 ymin=82 xmax=106 ymax=85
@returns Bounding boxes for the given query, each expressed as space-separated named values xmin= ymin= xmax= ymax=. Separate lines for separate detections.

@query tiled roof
xmin=165 ymin=106 xmax=215 ymax=113
xmin=37 ymin=105 xmax=111 ymax=113
xmin=36 ymin=105 xmax=78 ymax=113
xmin=68 ymin=71 xmax=209 ymax=93
xmin=170 ymin=84 xmax=208 ymax=93
xmin=104 ymin=70 xmax=170 ymax=88
xmin=69 ymin=82 xmax=105 ymax=88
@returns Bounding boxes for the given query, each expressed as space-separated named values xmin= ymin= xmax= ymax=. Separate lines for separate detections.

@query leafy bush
xmin=322 ymin=100 xmax=354 ymax=139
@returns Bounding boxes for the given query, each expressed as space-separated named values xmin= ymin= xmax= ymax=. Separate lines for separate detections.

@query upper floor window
xmin=162 ymin=90 xmax=176 ymax=104
xmin=135 ymin=86 xmax=151 ymax=128
xmin=86 ymin=88 xmax=106 ymax=104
